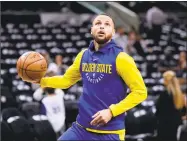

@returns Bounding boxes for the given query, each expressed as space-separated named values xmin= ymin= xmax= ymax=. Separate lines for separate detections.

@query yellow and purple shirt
xmin=40 ymin=40 xmax=147 ymax=136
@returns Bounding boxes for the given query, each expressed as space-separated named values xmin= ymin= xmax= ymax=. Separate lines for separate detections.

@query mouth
xmin=98 ymin=31 xmax=105 ymax=35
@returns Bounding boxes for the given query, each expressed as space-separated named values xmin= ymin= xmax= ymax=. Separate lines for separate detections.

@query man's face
xmin=55 ymin=55 xmax=63 ymax=64
xmin=91 ymin=15 xmax=115 ymax=44
xmin=117 ymin=27 xmax=125 ymax=35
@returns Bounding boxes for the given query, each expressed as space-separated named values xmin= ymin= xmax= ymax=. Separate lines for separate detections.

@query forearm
xmin=109 ymin=89 xmax=147 ymax=117
xmin=40 ymin=76 xmax=80 ymax=89
xmin=33 ymin=88 xmax=44 ymax=101
xmin=173 ymin=94 xmax=184 ymax=109
xmin=40 ymin=49 xmax=86 ymax=89
xmin=172 ymin=78 xmax=184 ymax=109
xmin=173 ymin=86 xmax=184 ymax=109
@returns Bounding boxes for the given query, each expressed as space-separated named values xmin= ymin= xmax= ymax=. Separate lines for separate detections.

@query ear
xmin=91 ymin=26 xmax=93 ymax=35
xmin=112 ymin=29 xmax=115 ymax=36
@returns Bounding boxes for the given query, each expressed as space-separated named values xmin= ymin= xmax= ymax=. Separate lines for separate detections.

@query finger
xmin=90 ymin=115 xmax=101 ymax=126
xmin=32 ymin=81 xmax=37 ymax=84
xmin=90 ymin=116 xmax=100 ymax=125
xmin=93 ymin=118 xmax=103 ymax=126
xmin=97 ymin=122 xmax=105 ymax=127
xmin=92 ymin=111 xmax=100 ymax=118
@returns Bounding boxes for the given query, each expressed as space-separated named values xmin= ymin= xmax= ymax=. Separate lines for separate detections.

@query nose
xmin=99 ymin=24 xmax=104 ymax=29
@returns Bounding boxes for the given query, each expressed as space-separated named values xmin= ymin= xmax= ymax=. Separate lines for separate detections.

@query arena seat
xmin=29 ymin=115 xmax=57 ymax=141
xmin=21 ymin=102 xmax=40 ymax=118
xmin=2 ymin=107 xmax=23 ymax=121
xmin=125 ymin=106 xmax=156 ymax=138
xmin=7 ymin=116 xmax=34 ymax=141
xmin=1 ymin=87 xmax=17 ymax=110
xmin=1 ymin=121 xmax=15 ymax=141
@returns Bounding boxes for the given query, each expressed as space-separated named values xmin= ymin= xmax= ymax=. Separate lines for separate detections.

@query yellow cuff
xmin=40 ymin=77 xmax=47 ymax=88
xmin=109 ymin=104 xmax=118 ymax=117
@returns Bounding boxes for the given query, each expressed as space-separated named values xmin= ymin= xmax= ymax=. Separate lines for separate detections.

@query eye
xmin=95 ymin=22 xmax=101 ymax=25
xmin=105 ymin=23 xmax=110 ymax=26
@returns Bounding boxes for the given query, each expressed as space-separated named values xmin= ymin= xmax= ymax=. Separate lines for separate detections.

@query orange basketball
xmin=16 ymin=51 xmax=47 ymax=82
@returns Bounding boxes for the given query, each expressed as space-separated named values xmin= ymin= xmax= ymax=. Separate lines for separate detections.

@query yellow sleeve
xmin=109 ymin=52 xmax=147 ymax=117
xmin=40 ymin=49 xmax=87 ymax=89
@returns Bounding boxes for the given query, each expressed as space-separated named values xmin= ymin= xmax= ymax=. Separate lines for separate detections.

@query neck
xmin=93 ymin=39 xmax=111 ymax=51
xmin=48 ymin=93 xmax=55 ymax=96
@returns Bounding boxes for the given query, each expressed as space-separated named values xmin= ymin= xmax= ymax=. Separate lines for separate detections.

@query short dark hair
xmin=92 ymin=13 xmax=115 ymax=27
xmin=44 ymin=87 xmax=55 ymax=94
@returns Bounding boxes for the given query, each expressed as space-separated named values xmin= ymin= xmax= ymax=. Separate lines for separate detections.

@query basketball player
xmin=31 ymin=14 xmax=147 ymax=140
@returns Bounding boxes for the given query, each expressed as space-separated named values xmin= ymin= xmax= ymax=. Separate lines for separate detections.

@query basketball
xmin=16 ymin=51 xmax=48 ymax=82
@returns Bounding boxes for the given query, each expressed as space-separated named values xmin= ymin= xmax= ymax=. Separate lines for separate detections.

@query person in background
xmin=40 ymin=87 xmax=66 ymax=137
xmin=146 ymin=6 xmax=167 ymax=45
xmin=42 ymin=51 xmax=58 ymax=76
xmin=113 ymin=26 xmax=128 ymax=53
xmin=33 ymin=73 xmax=66 ymax=136
xmin=127 ymin=31 xmax=147 ymax=57
xmin=55 ymin=54 xmax=68 ymax=75
xmin=156 ymin=70 xmax=185 ymax=141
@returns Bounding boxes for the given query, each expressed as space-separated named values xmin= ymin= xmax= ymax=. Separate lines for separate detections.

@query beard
xmin=92 ymin=34 xmax=111 ymax=44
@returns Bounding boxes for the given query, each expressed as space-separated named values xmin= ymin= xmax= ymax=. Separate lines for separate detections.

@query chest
xmin=80 ymin=50 xmax=117 ymax=84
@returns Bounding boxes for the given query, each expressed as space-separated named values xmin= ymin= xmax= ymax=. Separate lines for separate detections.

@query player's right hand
xmin=32 ymin=80 xmax=41 ymax=84
xmin=22 ymin=79 xmax=40 ymax=84
xmin=90 ymin=109 xmax=113 ymax=127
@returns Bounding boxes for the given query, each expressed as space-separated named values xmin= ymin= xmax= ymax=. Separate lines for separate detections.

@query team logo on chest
xmin=85 ymin=73 xmax=104 ymax=84
xmin=82 ymin=63 xmax=112 ymax=84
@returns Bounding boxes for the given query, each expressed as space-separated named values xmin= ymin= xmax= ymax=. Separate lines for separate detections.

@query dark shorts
xmin=58 ymin=122 xmax=125 ymax=140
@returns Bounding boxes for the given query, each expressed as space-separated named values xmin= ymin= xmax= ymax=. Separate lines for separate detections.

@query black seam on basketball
xmin=19 ymin=68 xmax=47 ymax=72
xmin=22 ymin=53 xmax=33 ymax=78
xmin=25 ymin=69 xmax=35 ymax=81
xmin=25 ymin=58 xmax=44 ymax=70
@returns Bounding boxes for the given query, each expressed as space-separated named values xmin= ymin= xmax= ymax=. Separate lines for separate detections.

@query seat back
xmin=29 ymin=115 xmax=57 ymax=141
xmin=21 ymin=102 xmax=40 ymax=118
xmin=2 ymin=108 xmax=22 ymax=121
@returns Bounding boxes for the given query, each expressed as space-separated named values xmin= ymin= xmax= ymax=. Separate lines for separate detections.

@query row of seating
xmin=1 ymin=91 xmax=158 ymax=141
xmin=1 ymin=110 xmax=57 ymax=141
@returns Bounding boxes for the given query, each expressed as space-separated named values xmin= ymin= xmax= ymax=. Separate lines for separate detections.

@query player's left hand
xmin=90 ymin=109 xmax=113 ymax=127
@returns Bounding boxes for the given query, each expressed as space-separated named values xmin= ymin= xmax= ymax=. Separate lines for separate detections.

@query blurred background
xmin=1 ymin=1 xmax=187 ymax=141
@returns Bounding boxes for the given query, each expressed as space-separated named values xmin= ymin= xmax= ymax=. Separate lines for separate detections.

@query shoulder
xmin=110 ymin=44 xmax=123 ymax=55
xmin=77 ymin=49 xmax=88 ymax=58
xmin=80 ymin=48 xmax=88 ymax=54
xmin=74 ymin=49 xmax=88 ymax=62
xmin=116 ymin=52 xmax=134 ymax=63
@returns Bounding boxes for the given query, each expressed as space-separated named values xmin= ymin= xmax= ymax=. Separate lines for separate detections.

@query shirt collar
xmin=88 ymin=39 xmax=116 ymax=53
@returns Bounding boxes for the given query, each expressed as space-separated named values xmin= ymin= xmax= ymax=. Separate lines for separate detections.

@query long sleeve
xmin=40 ymin=49 xmax=86 ymax=89
xmin=33 ymin=88 xmax=44 ymax=101
xmin=109 ymin=52 xmax=147 ymax=117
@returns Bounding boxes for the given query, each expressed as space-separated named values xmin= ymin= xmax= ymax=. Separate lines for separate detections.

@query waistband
xmin=76 ymin=121 xmax=85 ymax=129
xmin=75 ymin=121 xmax=125 ymax=140
xmin=76 ymin=121 xmax=125 ymax=134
